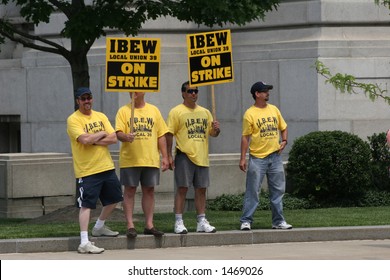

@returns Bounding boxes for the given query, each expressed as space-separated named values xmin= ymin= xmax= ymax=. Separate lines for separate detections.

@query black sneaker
xmin=144 ymin=227 xmax=164 ymax=237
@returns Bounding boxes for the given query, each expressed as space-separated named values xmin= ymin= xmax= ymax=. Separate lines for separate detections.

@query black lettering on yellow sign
xmin=190 ymin=49 xmax=206 ymax=55
xmin=188 ymin=31 xmax=228 ymax=49
xmin=109 ymin=54 xmax=128 ymax=59
xmin=187 ymin=30 xmax=233 ymax=86
xmin=108 ymin=39 xmax=158 ymax=54
xmin=105 ymin=37 xmax=161 ymax=92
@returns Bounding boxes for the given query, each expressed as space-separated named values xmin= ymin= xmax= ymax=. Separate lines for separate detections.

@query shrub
xmin=358 ymin=189 xmax=390 ymax=207
xmin=367 ymin=132 xmax=390 ymax=191
xmin=208 ymin=192 xmax=313 ymax=211
xmin=207 ymin=193 xmax=244 ymax=211
xmin=258 ymin=192 xmax=313 ymax=210
xmin=207 ymin=190 xmax=390 ymax=211
xmin=286 ymin=130 xmax=371 ymax=205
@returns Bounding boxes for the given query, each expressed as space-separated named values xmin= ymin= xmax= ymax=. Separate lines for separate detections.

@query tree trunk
xmin=68 ymin=50 xmax=90 ymax=111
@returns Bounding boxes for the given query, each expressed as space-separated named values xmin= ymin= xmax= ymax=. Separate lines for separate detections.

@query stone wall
xmin=0 ymin=153 xmax=247 ymax=218
xmin=0 ymin=153 xmax=74 ymax=218
xmin=1 ymin=1 xmax=390 ymax=218
xmin=1 ymin=1 xmax=389 ymax=157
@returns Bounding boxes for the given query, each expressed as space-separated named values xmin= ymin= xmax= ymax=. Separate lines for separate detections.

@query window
xmin=0 ymin=115 xmax=21 ymax=153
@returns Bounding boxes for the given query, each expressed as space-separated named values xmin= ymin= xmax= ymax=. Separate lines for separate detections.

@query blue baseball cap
xmin=75 ymin=87 xmax=92 ymax=99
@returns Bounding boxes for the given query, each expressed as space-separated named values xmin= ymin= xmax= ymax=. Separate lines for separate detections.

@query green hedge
xmin=208 ymin=130 xmax=390 ymax=211
xmin=367 ymin=132 xmax=390 ymax=192
xmin=286 ymin=130 xmax=371 ymax=205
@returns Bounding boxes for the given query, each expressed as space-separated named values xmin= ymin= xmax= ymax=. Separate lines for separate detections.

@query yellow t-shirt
xmin=242 ymin=104 xmax=287 ymax=158
xmin=167 ymin=104 xmax=213 ymax=167
xmin=115 ymin=103 xmax=168 ymax=168
xmin=67 ymin=110 xmax=116 ymax=178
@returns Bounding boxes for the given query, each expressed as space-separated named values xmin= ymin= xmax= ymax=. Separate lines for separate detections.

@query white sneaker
xmin=92 ymin=225 xmax=119 ymax=237
xmin=196 ymin=219 xmax=216 ymax=233
xmin=77 ymin=241 xmax=104 ymax=254
xmin=174 ymin=220 xmax=188 ymax=234
xmin=240 ymin=222 xmax=251 ymax=231
xmin=272 ymin=221 xmax=293 ymax=230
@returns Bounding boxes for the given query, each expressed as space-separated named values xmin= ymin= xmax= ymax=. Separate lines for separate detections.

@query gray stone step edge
xmin=1 ymin=226 xmax=390 ymax=254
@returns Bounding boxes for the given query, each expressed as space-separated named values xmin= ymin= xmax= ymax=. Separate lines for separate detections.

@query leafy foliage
xmin=0 ymin=0 xmax=280 ymax=53
xmin=168 ymin=0 xmax=278 ymax=27
xmin=358 ymin=189 xmax=390 ymax=207
xmin=367 ymin=132 xmax=390 ymax=191
xmin=375 ymin=0 xmax=390 ymax=8
xmin=0 ymin=0 xmax=280 ymax=101
xmin=208 ymin=192 xmax=312 ymax=211
xmin=208 ymin=187 xmax=390 ymax=212
xmin=314 ymin=60 xmax=390 ymax=105
xmin=209 ymin=131 xmax=390 ymax=211
xmin=207 ymin=193 xmax=244 ymax=211
xmin=313 ymin=0 xmax=390 ymax=105
xmin=286 ymin=131 xmax=372 ymax=205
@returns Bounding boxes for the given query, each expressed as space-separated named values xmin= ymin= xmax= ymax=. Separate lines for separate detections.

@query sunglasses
xmin=186 ymin=89 xmax=198 ymax=94
xmin=79 ymin=96 xmax=92 ymax=101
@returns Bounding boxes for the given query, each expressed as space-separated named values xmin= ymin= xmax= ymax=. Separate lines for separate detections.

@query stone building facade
xmin=1 ymin=0 xmax=390 ymax=217
xmin=0 ymin=0 xmax=389 ymax=155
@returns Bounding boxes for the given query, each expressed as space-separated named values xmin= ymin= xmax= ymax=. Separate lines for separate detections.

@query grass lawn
xmin=0 ymin=206 xmax=389 ymax=239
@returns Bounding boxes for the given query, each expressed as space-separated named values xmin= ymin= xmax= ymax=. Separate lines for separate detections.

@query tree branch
xmin=0 ymin=20 xmax=70 ymax=59
xmin=314 ymin=60 xmax=390 ymax=105
xmin=47 ymin=0 xmax=73 ymax=18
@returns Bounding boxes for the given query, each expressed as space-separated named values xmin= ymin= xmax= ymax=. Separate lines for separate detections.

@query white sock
xmin=197 ymin=214 xmax=206 ymax=222
xmin=175 ymin=214 xmax=183 ymax=221
xmin=80 ymin=231 xmax=89 ymax=245
xmin=94 ymin=219 xmax=105 ymax=229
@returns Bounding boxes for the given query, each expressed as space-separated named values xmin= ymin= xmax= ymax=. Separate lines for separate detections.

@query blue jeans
xmin=240 ymin=153 xmax=286 ymax=226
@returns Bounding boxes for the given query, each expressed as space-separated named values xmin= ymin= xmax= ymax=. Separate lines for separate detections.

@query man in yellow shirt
xmin=67 ymin=87 xmax=123 ymax=254
xmin=166 ymin=81 xmax=220 ymax=234
xmin=239 ymin=81 xmax=292 ymax=231
xmin=116 ymin=92 xmax=168 ymax=238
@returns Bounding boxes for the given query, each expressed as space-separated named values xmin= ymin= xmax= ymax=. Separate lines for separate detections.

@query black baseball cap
xmin=250 ymin=82 xmax=273 ymax=94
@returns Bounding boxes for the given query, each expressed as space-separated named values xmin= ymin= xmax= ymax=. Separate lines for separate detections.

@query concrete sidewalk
xmin=2 ymin=240 xmax=390 ymax=260
xmin=1 ymin=225 xmax=390 ymax=254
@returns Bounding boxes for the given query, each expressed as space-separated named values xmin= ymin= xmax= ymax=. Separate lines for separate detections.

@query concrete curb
xmin=1 ymin=225 xmax=390 ymax=254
